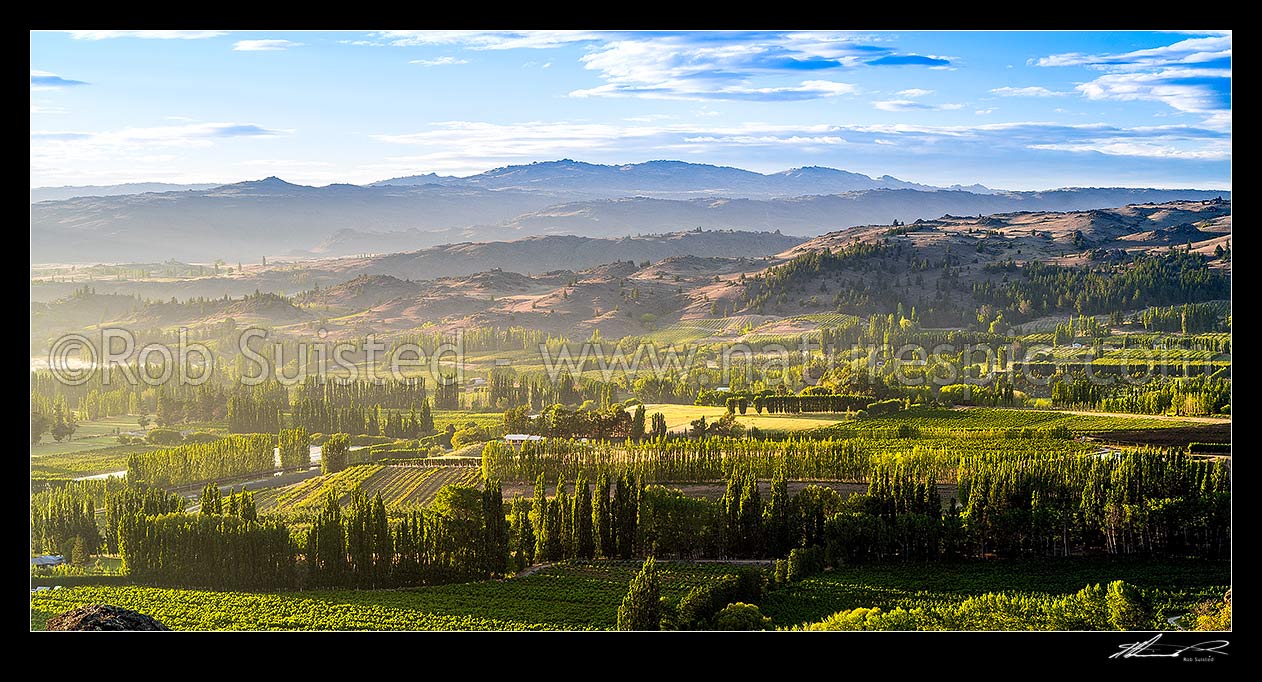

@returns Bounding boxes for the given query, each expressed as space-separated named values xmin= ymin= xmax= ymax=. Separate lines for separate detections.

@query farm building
xmin=504 ymin=434 xmax=544 ymax=452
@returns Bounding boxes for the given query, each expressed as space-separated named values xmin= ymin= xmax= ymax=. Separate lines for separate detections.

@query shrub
xmin=451 ymin=426 xmax=489 ymax=450
xmin=714 ymin=603 xmax=772 ymax=630
xmin=348 ymin=434 xmax=393 ymax=447
xmin=145 ymin=428 xmax=183 ymax=446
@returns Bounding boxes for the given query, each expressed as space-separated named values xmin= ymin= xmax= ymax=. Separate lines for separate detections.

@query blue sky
xmin=30 ymin=30 xmax=1231 ymax=190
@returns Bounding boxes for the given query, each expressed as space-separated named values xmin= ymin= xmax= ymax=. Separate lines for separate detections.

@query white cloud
xmin=409 ymin=56 xmax=469 ymax=66
xmin=66 ymin=30 xmax=227 ymax=40
xmin=31 ymin=104 xmax=67 ymax=115
xmin=348 ymin=31 xmax=946 ymax=102
xmin=233 ymin=39 xmax=303 ymax=52
xmin=990 ymin=86 xmax=1068 ymax=97
xmin=365 ymin=118 xmax=1229 ymax=175
xmin=31 ymin=122 xmax=285 ymax=166
xmin=570 ymin=35 xmax=872 ymax=101
xmin=31 ymin=122 xmax=289 ymax=186
xmin=975 ymin=109 xmax=995 ymax=115
xmin=1201 ymin=110 xmax=1231 ymax=132
xmin=1034 ymin=35 xmax=1231 ymax=70
xmin=1033 ymin=34 xmax=1230 ymax=125
xmin=572 ymin=78 xmax=857 ymax=101
xmin=358 ymin=30 xmax=603 ymax=50
xmin=31 ymin=70 xmax=87 ymax=91
xmin=1029 ymin=141 xmax=1229 ymax=161
xmin=897 ymin=88 xmax=933 ymax=98
xmin=1077 ymin=67 xmax=1231 ymax=115
xmin=624 ymin=114 xmax=677 ymax=122
xmin=873 ymin=100 xmax=963 ymax=111
xmin=680 ymin=135 xmax=847 ymax=146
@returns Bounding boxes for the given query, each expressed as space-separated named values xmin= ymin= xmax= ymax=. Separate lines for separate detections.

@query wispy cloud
xmin=873 ymin=100 xmax=963 ymax=111
xmin=31 ymin=121 xmax=288 ymax=185
xmin=867 ymin=54 xmax=951 ymax=67
xmin=351 ymin=31 xmax=950 ymax=102
xmin=1034 ymin=33 xmax=1230 ymax=126
xmin=233 ymin=39 xmax=303 ymax=52
xmin=569 ymin=34 xmax=886 ymax=101
xmin=366 ymin=118 xmax=1229 ymax=178
xmin=66 ymin=30 xmax=227 ymax=40
xmin=990 ymin=86 xmax=1068 ymax=97
xmin=1027 ymin=141 xmax=1227 ymax=161
xmin=31 ymin=70 xmax=88 ymax=91
xmin=572 ymin=79 xmax=858 ymax=102
xmin=32 ymin=122 xmax=284 ymax=163
xmin=409 ymin=56 xmax=469 ymax=66
xmin=1033 ymin=35 xmax=1230 ymax=70
xmin=354 ymin=30 xmax=604 ymax=50
xmin=897 ymin=88 xmax=933 ymax=98
xmin=1077 ymin=68 xmax=1231 ymax=114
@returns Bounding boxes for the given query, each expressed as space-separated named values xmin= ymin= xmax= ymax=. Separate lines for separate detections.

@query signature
xmin=1111 ymin=634 xmax=1229 ymax=660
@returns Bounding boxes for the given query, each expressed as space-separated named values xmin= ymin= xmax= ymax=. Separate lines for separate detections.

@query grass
xmin=29 ymin=560 xmax=747 ymax=631
xmin=30 ymin=415 xmax=144 ymax=457
xmin=642 ymin=403 xmax=847 ymax=433
xmin=30 ymin=443 xmax=155 ymax=478
xmin=761 ymin=558 xmax=1230 ymax=628
xmin=433 ymin=410 xmax=503 ymax=432
xmin=254 ymin=464 xmax=483 ymax=515
xmin=637 ymin=404 xmax=1202 ymax=438
xmin=848 ymin=407 xmax=1206 ymax=431
xmin=30 ymin=414 xmax=225 ymax=476
xmin=29 ymin=558 xmax=1226 ymax=631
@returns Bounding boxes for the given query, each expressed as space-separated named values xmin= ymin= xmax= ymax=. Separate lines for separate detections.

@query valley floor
xmin=31 ymin=558 xmax=1228 ymax=631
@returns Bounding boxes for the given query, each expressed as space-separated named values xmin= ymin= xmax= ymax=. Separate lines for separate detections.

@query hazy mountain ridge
xmin=350 ymin=230 xmax=806 ymax=280
xmin=369 ymin=159 xmax=944 ymax=197
xmin=30 ymin=160 xmax=1228 ymax=264
xmin=29 ymin=230 xmax=805 ymax=303
xmin=29 ymin=182 xmax=220 ymax=204
xmin=31 ymin=200 xmax=1230 ymax=347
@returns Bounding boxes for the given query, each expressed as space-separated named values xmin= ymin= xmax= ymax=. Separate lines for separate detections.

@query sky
xmin=30 ymin=30 xmax=1231 ymax=190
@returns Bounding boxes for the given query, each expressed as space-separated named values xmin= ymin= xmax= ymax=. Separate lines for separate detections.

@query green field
xmin=640 ymin=404 xmax=1199 ymax=436
xmin=432 ymin=410 xmax=504 ymax=432
xmin=30 ymin=558 xmax=1225 ymax=631
xmin=30 ymin=415 xmax=144 ymax=457
xmin=763 ymin=559 xmax=1230 ymax=629
xmin=642 ymin=403 xmax=848 ymax=433
xmin=30 ymin=561 xmax=749 ymax=631
xmin=30 ymin=443 xmax=156 ymax=479
xmin=842 ymin=407 xmax=1209 ymax=432
xmin=253 ymin=464 xmax=483 ymax=515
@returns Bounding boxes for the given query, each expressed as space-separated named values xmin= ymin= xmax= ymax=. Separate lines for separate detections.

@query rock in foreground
xmin=46 ymin=604 xmax=170 ymax=631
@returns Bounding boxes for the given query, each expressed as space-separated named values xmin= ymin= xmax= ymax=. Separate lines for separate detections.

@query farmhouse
xmin=503 ymin=433 xmax=544 ymax=452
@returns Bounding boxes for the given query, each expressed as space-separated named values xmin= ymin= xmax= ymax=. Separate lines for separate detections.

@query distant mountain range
xmin=367 ymin=159 xmax=967 ymax=198
xmin=30 ymin=160 xmax=990 ymax=205
xmin=29 ymin=160 xmax=1229 ymax=263
xmin=30 ymin=182 xmax=219 ymax=204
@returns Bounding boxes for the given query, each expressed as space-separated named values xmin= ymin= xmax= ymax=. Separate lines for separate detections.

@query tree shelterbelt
xmin=118 ymin=482 xmax=513 ymax=591
xmin=102 ymin=442 xmax=1227 ymax=593
xmin=496 ymin=446 xmax=1229 ymax=563
xmin=278 ymin=427 xmax=311 ymax=469
xmin=127 ymin=435 xmax=274 ymax=488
